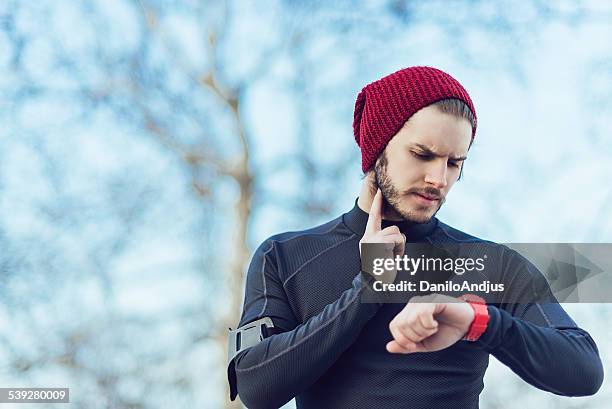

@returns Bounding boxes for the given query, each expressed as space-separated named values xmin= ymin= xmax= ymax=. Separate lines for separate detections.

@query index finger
xmin=365 ymin=188 xmax=383 ymax=234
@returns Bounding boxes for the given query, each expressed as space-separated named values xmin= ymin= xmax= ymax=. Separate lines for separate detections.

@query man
xmin=227 ymin=66 xmax=603 ymax=408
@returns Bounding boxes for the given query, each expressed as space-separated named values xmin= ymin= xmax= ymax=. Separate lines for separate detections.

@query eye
xmin=411 ymin=151 xmax=432 ymax=160
xmin=448 ymin=161 xmax=460 ymax=168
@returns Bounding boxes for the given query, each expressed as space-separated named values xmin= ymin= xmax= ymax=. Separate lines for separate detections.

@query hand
xmin=387 ymin=293 xmax=475 ymax=354
xmin=359 ymin=189 xmax=406 ymax=283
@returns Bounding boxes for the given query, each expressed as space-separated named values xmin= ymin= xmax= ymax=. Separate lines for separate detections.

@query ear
xmin=457 ymin=163 xmax=465 ymax=181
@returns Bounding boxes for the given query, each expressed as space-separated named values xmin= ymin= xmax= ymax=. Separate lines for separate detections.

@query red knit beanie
xmin=353 ymin=66 xmax=477 ymax=172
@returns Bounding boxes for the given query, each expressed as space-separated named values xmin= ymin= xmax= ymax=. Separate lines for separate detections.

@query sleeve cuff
xmin=474 ymin=305 xmax=503 ymax=351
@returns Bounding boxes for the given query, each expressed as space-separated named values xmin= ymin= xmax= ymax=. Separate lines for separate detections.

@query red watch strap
xmin=458 ymin=294 xmax=490 ymax=342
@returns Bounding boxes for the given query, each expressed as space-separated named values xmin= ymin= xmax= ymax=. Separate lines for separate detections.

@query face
xmin=374 ymin=105 xmax=472 ymax=223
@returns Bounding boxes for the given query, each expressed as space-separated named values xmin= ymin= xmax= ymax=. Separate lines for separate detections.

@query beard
xmin=374 ymin=153 xmax=445 ymax=223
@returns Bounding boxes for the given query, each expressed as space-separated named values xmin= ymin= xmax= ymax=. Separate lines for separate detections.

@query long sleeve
xmin=476 ymin=303 xmax=603 ymax=396
xmin=227 ymin=239 xmax=381 ymax=409
xmin=474 ymin=247 xmax=604 ymax=396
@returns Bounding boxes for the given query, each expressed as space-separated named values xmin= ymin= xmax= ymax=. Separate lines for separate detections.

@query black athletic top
xmin=228 ymin=200 xmax=604 ymax=408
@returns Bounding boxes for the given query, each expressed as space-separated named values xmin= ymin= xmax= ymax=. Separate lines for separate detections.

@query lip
xmin=412 ymin=193 xmax=440 ymax=206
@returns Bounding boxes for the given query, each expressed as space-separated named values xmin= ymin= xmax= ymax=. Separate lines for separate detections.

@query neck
xmin=357 ymin=173 xmax=403 ymax=221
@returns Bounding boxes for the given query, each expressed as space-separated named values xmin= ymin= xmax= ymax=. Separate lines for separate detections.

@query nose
xmin=423 ymin=161 xmax=448 ymax=189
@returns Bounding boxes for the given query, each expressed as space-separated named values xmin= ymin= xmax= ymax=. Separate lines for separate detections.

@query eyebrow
xmin=411 ymin=143 xmax=468 ymax=161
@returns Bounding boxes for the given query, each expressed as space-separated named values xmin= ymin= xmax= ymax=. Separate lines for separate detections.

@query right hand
xmin=359 ymin=189 xmax=406 ymax=282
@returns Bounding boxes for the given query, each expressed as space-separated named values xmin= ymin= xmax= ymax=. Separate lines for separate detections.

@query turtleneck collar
xmin=343 ymin=198 xmax=438 ymax=240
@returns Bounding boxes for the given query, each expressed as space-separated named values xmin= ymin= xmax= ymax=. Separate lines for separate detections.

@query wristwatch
xmin=458 ymin=294 xmax=489 ymax=342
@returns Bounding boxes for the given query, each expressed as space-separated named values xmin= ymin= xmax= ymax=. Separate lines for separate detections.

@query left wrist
xmin=463 ymin=302 xmax=475 ymax=335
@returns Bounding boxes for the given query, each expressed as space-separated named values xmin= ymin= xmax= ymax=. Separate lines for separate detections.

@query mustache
xmin=407 ymin=188 xmax=444 ymax=200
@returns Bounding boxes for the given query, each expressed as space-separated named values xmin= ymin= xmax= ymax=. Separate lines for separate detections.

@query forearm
xmin=476 ymin=305 xmax=604 ymax=396
xmin=233 ymin=272 xmax=380 ymax=409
